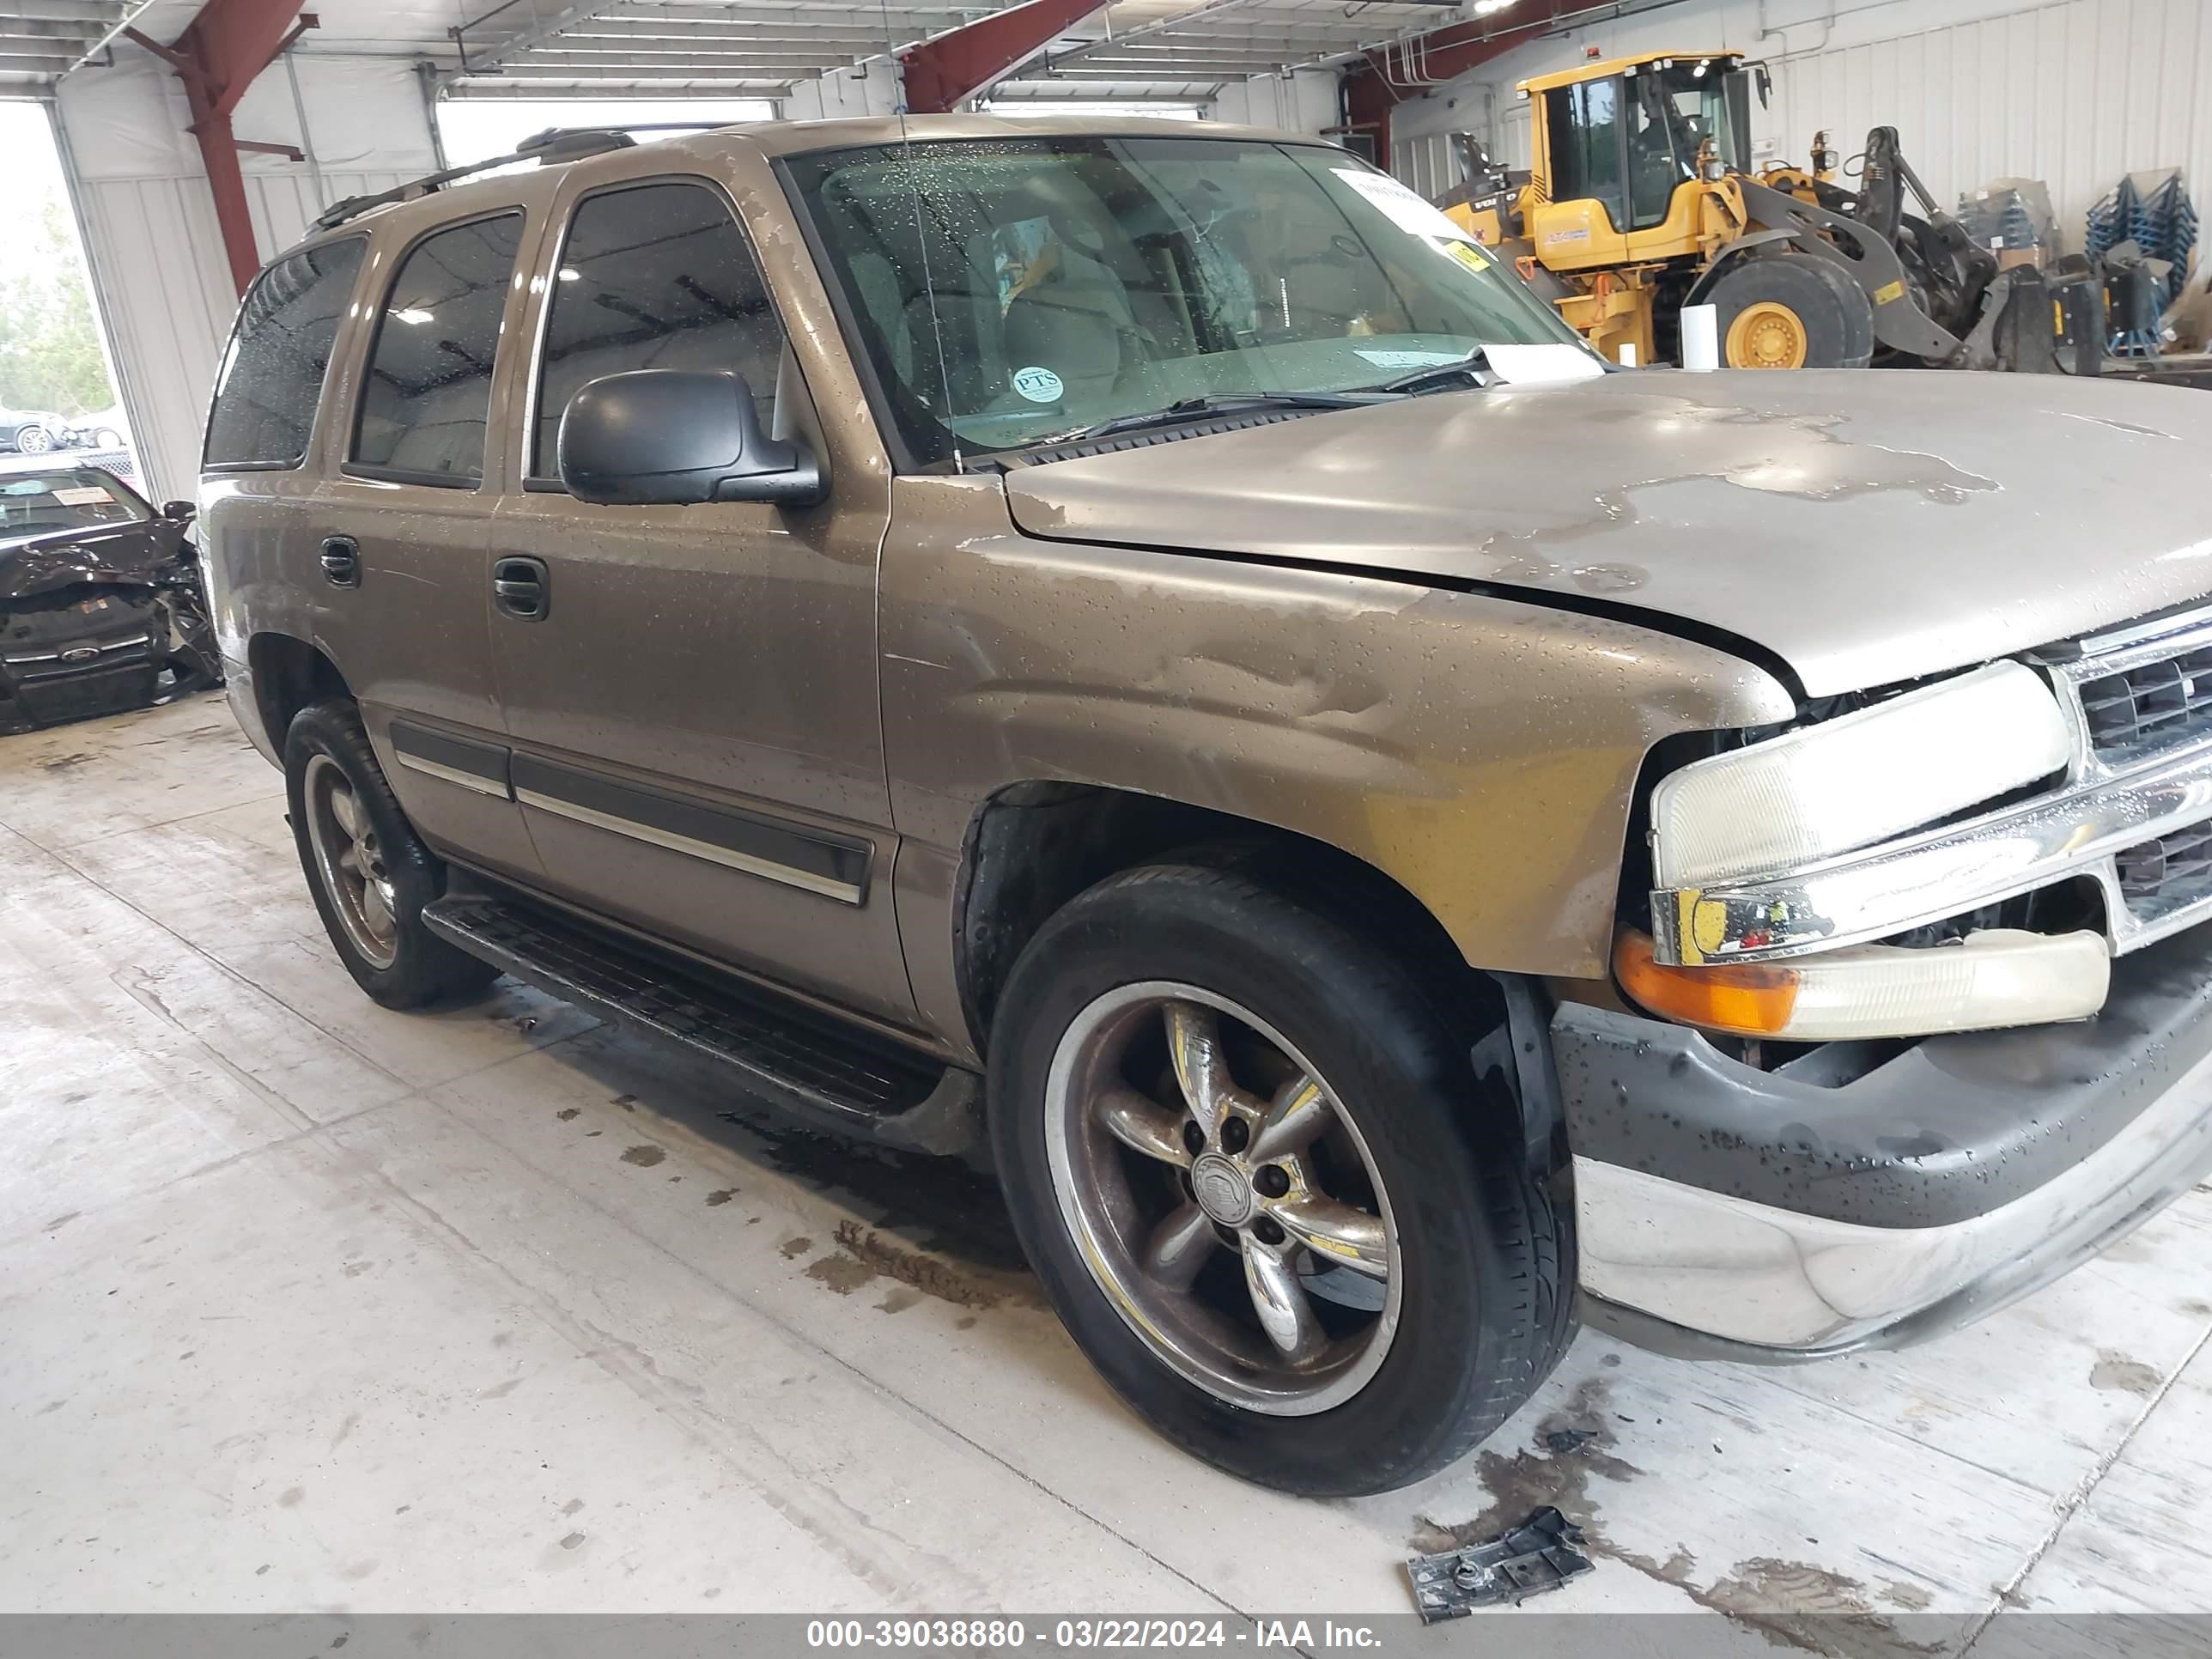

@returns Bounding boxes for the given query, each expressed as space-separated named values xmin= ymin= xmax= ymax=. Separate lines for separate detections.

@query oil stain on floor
xmin=1409 ymin=1371 xmax=1942 ymax=1657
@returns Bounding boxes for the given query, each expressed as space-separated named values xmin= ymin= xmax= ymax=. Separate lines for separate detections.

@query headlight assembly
xmin=1650 ymin=661 xmax=2071 ymax=890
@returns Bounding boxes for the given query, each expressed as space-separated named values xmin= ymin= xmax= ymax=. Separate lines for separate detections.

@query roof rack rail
xmin=310 ymin=120 xmax=732 ymax=233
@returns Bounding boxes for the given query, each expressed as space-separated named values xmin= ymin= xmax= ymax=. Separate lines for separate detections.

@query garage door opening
xmin=0 ymin=102 xmax=135 ymax=489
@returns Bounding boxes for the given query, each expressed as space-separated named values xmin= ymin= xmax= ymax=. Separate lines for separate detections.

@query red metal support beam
xmin=900 ymin=0 xmax=1113 ymax=114
xmin=1340 ymin=2 xmax=1577 ymax=175
xmin=127 ymin=0 xmax=312 ymax=294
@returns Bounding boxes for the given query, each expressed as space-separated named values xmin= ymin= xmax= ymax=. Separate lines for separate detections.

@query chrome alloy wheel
xmin=1043 ymin=981 xmax=1402 ymax=1415
xmin=301 ymin=753 xmax=399 ymax=969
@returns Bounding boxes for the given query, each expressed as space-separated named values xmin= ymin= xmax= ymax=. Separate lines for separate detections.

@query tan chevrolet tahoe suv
xmin=201 ymin=115 xmax=2212 ymax=1497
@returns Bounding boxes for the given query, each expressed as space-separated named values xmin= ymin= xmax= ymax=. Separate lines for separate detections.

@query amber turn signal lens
xmin=1613 ymin=928 xmax=1801 ymax=1037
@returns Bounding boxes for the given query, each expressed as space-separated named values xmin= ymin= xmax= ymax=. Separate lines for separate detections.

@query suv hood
xmin=1003 ymin=369 xmax=2212 ymax=697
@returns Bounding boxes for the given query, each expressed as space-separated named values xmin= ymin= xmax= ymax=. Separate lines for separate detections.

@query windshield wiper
xmin=1361 ymin=350 xmax=1494 ymax=397
xmin=1035 ymin=391 xmax=1380 ymax=447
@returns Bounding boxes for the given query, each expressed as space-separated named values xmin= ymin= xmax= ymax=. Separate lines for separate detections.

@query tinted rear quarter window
xmin=532 ymin=181 xmax=784 ymax=482
xmin=352 ymin=213 xmax=526 ymax=487
xmin=204 ymin=236 xmax=366 ymax=470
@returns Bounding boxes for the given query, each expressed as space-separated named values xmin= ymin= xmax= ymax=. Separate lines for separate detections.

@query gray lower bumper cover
xmin=1556 ymin=927 xmax=2212 ymax=1354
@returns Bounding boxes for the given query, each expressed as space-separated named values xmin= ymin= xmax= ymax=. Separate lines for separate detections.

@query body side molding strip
xmin=508 ymin=753 xmax=870 ymax=905
xmin=387 ymin=719 xmax=513 ymax=799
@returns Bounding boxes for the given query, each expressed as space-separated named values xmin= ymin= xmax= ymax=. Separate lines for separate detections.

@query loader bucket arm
xmin=1852 ymin=126 xmax=1907 ymax=242
xmin=1736 ymin=176 xmax=1966 ymax=361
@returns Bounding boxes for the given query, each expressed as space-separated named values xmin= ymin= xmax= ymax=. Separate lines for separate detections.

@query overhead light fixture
xmin=1468 ymin=0 xmax=1518 ymax=13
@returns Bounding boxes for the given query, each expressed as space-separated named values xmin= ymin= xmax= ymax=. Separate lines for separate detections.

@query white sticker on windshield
xmin=1012 ymin=365 xmax=1065 ymax=404
xmin=1353 ymin=349 xmax=1478 ymax=369
xmin=51 ymin=486 xmax=113 ymax=506
xmin=1332 ymin=168 xmax=1481 ymax=245
xmin=1480 ymin=343 xmax=1607 ymax=385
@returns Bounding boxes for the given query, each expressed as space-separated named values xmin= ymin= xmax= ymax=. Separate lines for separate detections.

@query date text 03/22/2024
xmin=804 ymin=1620 xmax=1387 ymax=1650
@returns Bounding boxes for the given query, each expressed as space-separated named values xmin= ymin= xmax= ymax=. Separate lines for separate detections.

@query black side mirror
xmin=558 ymin=369 xmax=827 ymax=508
xmin=162 ymin=499 xmax=197 ymax=525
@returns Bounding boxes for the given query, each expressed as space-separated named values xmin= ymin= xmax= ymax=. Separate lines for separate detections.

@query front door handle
xmin=493 ymin=556 xmax=550 ymax=622
xmin=319 ymin=536 xmax=360 ymax=587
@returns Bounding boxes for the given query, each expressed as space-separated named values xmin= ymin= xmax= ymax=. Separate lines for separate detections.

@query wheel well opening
xmin=248 ymin=634 xmax=349 ymax=751
xmin=954 ymin=783 xmax=1484 ymax=1057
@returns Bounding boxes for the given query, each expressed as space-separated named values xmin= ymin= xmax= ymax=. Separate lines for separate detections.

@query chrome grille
xmin=2078 ymin=643 xmax=2212 ymax=763
xmin=2116 ymin=818 xmax=2212 ymax=920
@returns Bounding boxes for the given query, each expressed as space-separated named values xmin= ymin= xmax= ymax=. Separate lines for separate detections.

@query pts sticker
xmin=1012 ymin=365 xmax=1066 ymax=403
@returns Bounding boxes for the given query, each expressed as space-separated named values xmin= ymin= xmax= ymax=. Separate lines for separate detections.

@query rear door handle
xmin=319 ymin=536 xmax=360 ymax=587
xmin=493 ymin=556 xmax=550 ymax=621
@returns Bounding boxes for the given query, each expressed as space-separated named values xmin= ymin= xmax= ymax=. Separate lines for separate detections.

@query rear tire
xmin=988 ymin=860 xmax=1576 ymax=1497
xmin=1708 ymin=251 xmax=1875 ymax=368
xmin=15 ymin=423 xmax=52 ymax=454
xmin=284 ymin=697 xmax=498 ymax=1010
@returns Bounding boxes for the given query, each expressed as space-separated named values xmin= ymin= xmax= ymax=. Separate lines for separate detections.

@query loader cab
xmin=1522 ymin=52 xmax=1758 ymax=267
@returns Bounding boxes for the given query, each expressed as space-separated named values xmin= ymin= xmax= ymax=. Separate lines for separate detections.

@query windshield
xmin=784 ymin=136 xmax=1595 ymax=465
xmin=1633 ymin=61 xmax=1749 ymax=181
xmin=0 ymin=468 xmax=150 ymax=548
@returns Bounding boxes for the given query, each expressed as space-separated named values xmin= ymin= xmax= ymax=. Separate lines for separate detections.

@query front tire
xmin=1709 ymin=251 xmax=1875 ymax=368
xmin=988 ymin=860 xmax=1574 ymax=1496
xmin=284 ymin=698 xmax=497 ymax=1009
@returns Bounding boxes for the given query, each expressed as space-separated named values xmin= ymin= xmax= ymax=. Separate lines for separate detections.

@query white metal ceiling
xmin=441 ymin=0 xmax=1476 ymax=104
xmin=3 ymin=0 xmax=149 ymax=92
xmin=35 ymin=0 xmax=1482 ymax=106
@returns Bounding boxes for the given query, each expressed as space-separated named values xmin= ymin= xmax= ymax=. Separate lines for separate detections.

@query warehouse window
xmin=204 ymin=236 xmax=366 ymax=471
xmin=350 ymin=212 xmax=525 ymax=487
xmin=531 ymin=181 xmax=784 ymax=484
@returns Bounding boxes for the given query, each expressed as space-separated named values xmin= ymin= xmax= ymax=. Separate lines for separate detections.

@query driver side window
xmin=532 ymin=180 xmax=786 ymax=487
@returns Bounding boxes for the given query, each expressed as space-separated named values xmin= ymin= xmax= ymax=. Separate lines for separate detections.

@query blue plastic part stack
xmin=2087 ymin=170 xmax=2198 ymax=355
xmin=2085 ymin=175 xmax=2134 ymax=263
xmin=2087 ymin=171 xmax=2198 ymax=303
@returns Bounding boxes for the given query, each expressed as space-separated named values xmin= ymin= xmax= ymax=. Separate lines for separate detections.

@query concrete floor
xmin=6 ymin=692 xmax=2212 ymax=1647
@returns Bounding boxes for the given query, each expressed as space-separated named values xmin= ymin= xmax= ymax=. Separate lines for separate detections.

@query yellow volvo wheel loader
xmin=1437 ymin=51 xmax=2078 ymax=373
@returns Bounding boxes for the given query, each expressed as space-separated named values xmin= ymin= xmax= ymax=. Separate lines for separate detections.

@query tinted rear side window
xmin=351 ymin=213 xmax=525 ymax=487
xmin=532 ymin=181 xmax=784 ymax=481
xmin=204 ymin=236 xmax=365 ymax=470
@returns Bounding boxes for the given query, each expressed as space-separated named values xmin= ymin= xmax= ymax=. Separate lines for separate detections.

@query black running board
xmin=422 ymin=894 xmax=981 ymax=1158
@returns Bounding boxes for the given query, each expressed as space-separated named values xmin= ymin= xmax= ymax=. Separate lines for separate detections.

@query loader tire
xmin=1709 ymin=252 xmax=1875 ymax=369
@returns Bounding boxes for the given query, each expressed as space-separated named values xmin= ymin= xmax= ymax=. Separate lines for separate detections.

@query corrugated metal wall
xmin=1764 ymin=0 xmax=2212 ymax=249
xmin=1390 ymin=0 xmax=2212 ymax=264
xmin=1395 ymin=101 xmax=1530 ymax=199
xmin=70 ymin=171 xmax=414 ymax=502
xmin=56 ymin=54 xmax=436 ymax=503
xmin=68 ymin=175 xmax=238 ymax=507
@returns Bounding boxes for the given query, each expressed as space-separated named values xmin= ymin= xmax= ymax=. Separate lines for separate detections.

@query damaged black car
xmin=0 ymin=467 xmax=222 ymax=734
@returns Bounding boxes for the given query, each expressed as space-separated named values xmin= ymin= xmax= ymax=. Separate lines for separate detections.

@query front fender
xmin=882 ymin=475 xmax=1795 ymax=1035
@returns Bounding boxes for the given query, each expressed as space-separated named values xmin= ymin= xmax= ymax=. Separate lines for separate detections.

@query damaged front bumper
xmin=0 ymin=568 xmax=222 ymax=733
xmin=1558 ymin=923 xmax=2212 ymax=1358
